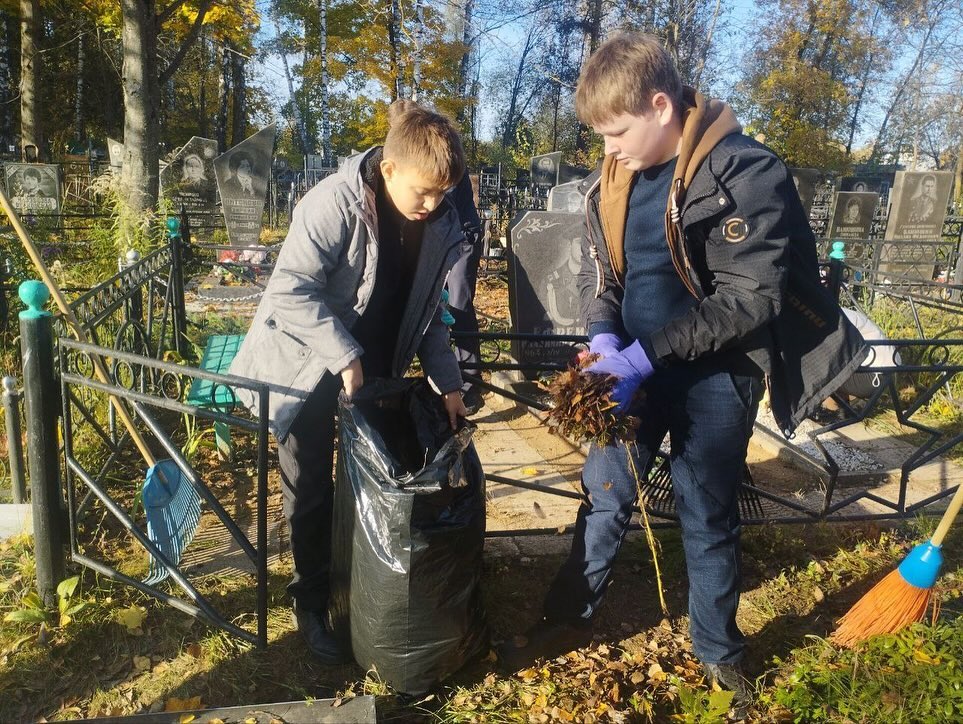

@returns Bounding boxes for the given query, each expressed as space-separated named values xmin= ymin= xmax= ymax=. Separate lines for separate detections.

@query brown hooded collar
xmin=597 ymin=88 xmax=742 ymax=287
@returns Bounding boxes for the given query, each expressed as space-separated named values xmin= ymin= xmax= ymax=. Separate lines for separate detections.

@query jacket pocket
xmin=248 ymin=314 xmax=315 ymax=392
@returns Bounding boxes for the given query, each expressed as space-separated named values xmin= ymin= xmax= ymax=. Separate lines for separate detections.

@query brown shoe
xmin=497 ymin=619 xmax=592 ymax=672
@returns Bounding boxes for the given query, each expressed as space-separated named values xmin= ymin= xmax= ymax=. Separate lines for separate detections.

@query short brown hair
xmin=575 ymin=32 xmax=683 ymax=127
xmin=383 ymin=99 xmax=465 ymax=188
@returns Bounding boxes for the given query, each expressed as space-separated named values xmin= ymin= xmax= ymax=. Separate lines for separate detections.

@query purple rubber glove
xmin=588 ymin=332 xmax=623 ymax=358
xmin=586 ymin=340 xmax=655 ymax=413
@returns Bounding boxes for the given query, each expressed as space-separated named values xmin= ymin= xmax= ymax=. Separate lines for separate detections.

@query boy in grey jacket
xmin=230 ymin=102 xmax=469 ymax=663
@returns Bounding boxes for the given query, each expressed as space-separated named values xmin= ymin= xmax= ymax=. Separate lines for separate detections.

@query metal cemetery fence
xmin=59 ymin=338 xmax=271 ymax=647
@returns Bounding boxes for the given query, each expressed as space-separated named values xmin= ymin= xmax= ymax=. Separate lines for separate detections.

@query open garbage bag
xmin=329 ymin=378 xmax=489 ymax=695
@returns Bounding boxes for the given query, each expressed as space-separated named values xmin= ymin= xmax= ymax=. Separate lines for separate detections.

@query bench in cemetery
xmin=187 ymin=334 xmax=245 ymax=460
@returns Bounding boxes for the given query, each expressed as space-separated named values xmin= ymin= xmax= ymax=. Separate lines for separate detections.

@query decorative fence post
xmin=2 ymin=376 xmax=27 ymax=503
xmin=0 ymin=256 xmax=8 ymax=336
xmin=18 ymin=280 xmax=66 ymax=606
xmin=168 ymin=211 xmax=189 ymax=357
xmin=123 ymin=249 xmax=143 ymax=325
xmin=828 ymin=240 xmax=846 ymax=301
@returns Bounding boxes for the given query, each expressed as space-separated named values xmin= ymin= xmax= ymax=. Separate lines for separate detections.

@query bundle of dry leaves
xmin=545 ymin=354 xmax=641 ymax=447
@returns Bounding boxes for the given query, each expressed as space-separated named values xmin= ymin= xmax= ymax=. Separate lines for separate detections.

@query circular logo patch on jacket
xmin=723 ymin=217 xmax=750 ymax=243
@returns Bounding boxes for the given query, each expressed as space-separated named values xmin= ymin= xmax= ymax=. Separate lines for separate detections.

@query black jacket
xmin=577 ymin=133 xmax=867 ymax=437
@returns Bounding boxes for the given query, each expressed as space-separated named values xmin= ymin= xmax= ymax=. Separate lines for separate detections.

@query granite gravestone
xmin=3 ymin=163 xmax=60 ymax=214
xmin=840 ymin=175 xmax=894 ymax=196
xmin=160 ymin=136 xmax=218 ymax=235
xmin=558 ymin=163 xmax=590 ymax=185
xmin=214 ymin=124 xmax=276 ymax=248
xmin=885 ymin=170 xmax=953 ymax=241
xmin=507 ymin=211 xmax=585 ymax=368
xmin=789 ymin=168 xmax=822 ymax=216
xmin=827 ymin=192 xmax=879 ymax=241
xmin=546 ymin=180 xmax=585 ymax=214
xmin=107 ymin=138 xmax=124 ymax=172
xmin=530 ymin=152 xmax=562 ymax=189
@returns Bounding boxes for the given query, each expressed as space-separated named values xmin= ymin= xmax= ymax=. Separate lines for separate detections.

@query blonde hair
xmin=575 ymin=32 xmax=683 ymax=127
xmin=384 ymin=99 xmax=465 ymax=188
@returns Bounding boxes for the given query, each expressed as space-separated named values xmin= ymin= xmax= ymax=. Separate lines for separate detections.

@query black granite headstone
xmin=160 ymin=136 xmax=218 ymax=235
xmin=507 ymin=210 xmax=585 ymax=369
xmin=214 ymin=124 xmax=276 ymax=247
xmin=3 ymin=163 xmax=60 ymax=214
xmin=530 ymin=152 xmax=562 ymax=189
xmin=827 ymin=192 xmax=879 ymax=240
xmin=884 ymin=170 xmax=953 ymax=241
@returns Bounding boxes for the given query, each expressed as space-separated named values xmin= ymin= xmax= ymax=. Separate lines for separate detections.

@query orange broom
xmin=832 ymin=483 xmax=963 ymax=647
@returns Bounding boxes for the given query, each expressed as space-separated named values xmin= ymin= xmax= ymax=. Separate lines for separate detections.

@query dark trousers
xmin=447 ymin=240 xmax=482 ymax=384
xmin=277 ymin=372 xmax=342 ymax=612
xmin=544 ymin=364 xmax=761 ymax=664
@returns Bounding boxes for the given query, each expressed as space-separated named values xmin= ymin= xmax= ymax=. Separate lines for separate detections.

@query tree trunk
xmin=20 ymin=0 xmax=41 ymax=160
xmin=693 ymin=0 xmax=722 ymax=88
xmin=198 ymin=35 xmax=208 ymax=138
xmin=216 ymin=42 xmax=228 ymax=152
xmin=575 ymin=0 xmax=603 ymax=157
xmin=500 ymin=28 xmax=538 ymax=149
xmin=317 ymin=0 xmax=331 ymax=163
xmin=275 ymin=16 xmax=309 ymax=155
xmin=870 ymin=8 xmax=941 ymax=166
xmin=456 ymin=0 xmax=474 ymax=123
xmin=121 ymin=0 xmax=161 ymax=215
xmin=388 ymin=0 xmax=404 ymax=100
xmin=412 ymin=0 xmax=424 ymax=101
xmin=230 ymin=43 xmax=246 ymax=146
xmin=74 ymin=34 xmax=85 ymax=145
xmin=0 ymin=12 xmax=13 ymax=151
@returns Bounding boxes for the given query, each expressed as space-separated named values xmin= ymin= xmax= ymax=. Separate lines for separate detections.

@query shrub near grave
xmin=768 ymin=621 xmax=963 ymax=722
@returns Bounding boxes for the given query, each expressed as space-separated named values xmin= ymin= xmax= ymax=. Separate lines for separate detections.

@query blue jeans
xmin=544 ymin=363 xmax=761 ymax=664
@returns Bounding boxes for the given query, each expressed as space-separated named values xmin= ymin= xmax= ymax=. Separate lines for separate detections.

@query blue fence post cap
xmin=829 ymin=240 xmax=845 ymax=260
xmin=18 ymin=280 xmax=52 ymax=319
xmin=166 ymin=217 xmax=181 ymax=238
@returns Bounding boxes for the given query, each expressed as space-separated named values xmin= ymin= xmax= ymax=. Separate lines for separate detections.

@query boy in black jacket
xmin=499 ymin=32 xmax=866 ymax=710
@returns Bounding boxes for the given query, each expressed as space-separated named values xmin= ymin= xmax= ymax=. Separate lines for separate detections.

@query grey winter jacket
xmin=230 ymin=148 xmax=468 ymax=440
xmin=578 ymin=133 xmax=868 ymax=437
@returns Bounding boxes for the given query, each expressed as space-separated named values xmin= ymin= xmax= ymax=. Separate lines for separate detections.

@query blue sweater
xmin=620 ymin=157 xmax=697 ymax=352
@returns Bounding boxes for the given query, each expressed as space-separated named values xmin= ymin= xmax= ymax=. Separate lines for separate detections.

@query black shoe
xmin=292 ymin=603 xmax=350 ymax=665
xmin=462 ymin=386 xmax=485 ymax=416
xmin=703 ymin=662 xmax=750 ymax=721
xmin=496 ymin=619 xmax=592 ymax=672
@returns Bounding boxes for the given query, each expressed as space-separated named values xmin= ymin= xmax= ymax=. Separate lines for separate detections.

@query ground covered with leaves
xmin=3 ymin=518 xmax=963 ymax=722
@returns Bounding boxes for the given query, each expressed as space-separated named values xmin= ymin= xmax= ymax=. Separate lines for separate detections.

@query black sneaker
xmin=292 ymin=603 xmax=350 ymax=665
xmin=462 ymin=386 xmax=485 ymax=415
xmin=703 ymin=662 xmax=751 ymax=721
xmin=496 ymin=618 xmax=592 ymax=672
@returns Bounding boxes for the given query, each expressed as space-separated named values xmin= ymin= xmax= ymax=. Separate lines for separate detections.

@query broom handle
xmin=0 ymin=186 xmax=158 ymax=468
xmin=931 ymin=481 xmax=963 ymax=547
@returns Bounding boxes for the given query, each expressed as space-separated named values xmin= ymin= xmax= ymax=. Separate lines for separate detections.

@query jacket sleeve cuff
xmin=647 ymin=330 xmax=675 ymax=367
xmin=588 ymin=321 xmax=621 ymax=339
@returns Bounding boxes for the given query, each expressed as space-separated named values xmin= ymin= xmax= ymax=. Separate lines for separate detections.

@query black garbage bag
xmin=329 ymin=378 xmax=489 ymax=695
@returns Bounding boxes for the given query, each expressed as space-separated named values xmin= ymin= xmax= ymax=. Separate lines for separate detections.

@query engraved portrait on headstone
xmin=107 ymin=138 xmax=125 ymax=172
xmin=3 ymin=163 xmax=60 ymax=214
xmin=547 ymin=180 xmax=585 ymax=214
xmin=530 ymin=152 xmax=562 ymax=189
xmin=507 ymin=210 xmax=586 ymax=367
xmin=160 ymin=136 xmax=218 ymax=235
xmin=827 ymin=192 xmax=878 ymax=241
xmin=789 ymin=168 xmax=821 ymax=216
xmin=214 ymin=124 xmax=276 ymax=248
xmin=884 ymin=170 xmax=953 ymax=241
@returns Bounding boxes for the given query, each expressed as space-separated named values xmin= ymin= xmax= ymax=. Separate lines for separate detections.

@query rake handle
xmin=0 ymin=185 xmax=158 ymax=468
xmin=931 ymin=481 xmax=963 ymax=547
